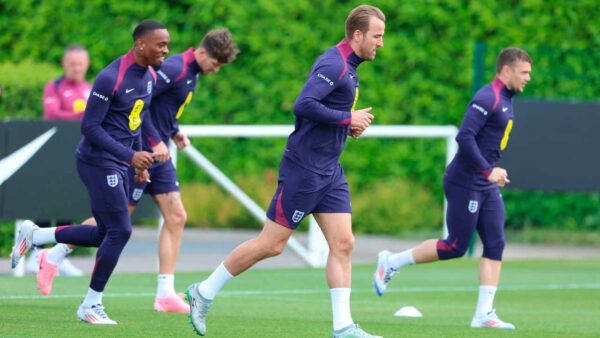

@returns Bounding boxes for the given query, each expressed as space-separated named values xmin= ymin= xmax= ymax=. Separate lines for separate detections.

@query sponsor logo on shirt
xmin=317 ymin=73 xmax=334 ymax=86
xmin=472 ymin=103 xmax=488 ymax=116
xmin=92 ymin=91 xmax=109 ymax=102
xmin=502 ymin=107 xmax=509 ymax=112
xmin=157 ymin=70 xmax=171 ymax=84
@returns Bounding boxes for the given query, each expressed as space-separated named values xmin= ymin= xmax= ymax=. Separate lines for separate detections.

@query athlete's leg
xmin=470 ymin=188 xmax=513 ymax=329
xmin=151 ymin=191 xmax=189 ymax=313
xmin=314 ymin=212 xmax=354 ymax=288
xmin=153 ymin=192 xmax=187 ymax=275
xmin=374 ymin=181 xmax=481 ymax=296
xmin=186 ymin=219 xmax=292 ymax=335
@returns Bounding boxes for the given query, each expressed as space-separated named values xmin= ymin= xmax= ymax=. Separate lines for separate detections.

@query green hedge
xmin=1 ymin=0 xmax=599 ymax=234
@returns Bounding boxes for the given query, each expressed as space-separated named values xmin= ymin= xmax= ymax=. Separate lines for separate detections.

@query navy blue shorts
xmin=266 ymin=157 xmax=351 ymax=229
xmin=128 ymin=160 xmax=180 ymax=206
xmin=438 ymin=178 xmax=506 ymax=260
xmin=77 ymin=160 xmax=129 ymax=213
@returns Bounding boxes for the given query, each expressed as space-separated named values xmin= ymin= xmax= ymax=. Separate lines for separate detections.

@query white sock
xmin=475 ymin=285 xmax=497 ymax=316
xmin=157 ymin=274 xmax=176 ymax=298
xmin=197 ymin=262 xmax=233 ymax=300
xmin=387 ymin=249 xmax=415 ymax=270
xmin=82 ymin=288 xmax=103 ymax=307
xmin=32 ymin=228 xmax=57 ymax=246
xmin=46 ymin=243 xmax=72 ymax=266
xmin=330 ymin=288 xmax=353 ymax=331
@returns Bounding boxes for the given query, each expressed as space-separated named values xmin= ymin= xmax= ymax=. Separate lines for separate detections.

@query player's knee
xmin=165 ymin=207 xmax=187 ymax=229
xmin=330 ymin=234 xmax=355 ymax=256
xmin=106 ymin=226 xmax=132 ymax=244
xmin=437 ymin=239 xmax=469 ymax=260
xmin=482 ymin=238 xmax=505 ymax=261
xmin=264 ymin=240 xmax=286 ymax=257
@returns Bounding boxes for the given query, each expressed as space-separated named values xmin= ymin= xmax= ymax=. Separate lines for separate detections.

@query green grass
xmin=1 ymin=259 xmax=599 ymax=337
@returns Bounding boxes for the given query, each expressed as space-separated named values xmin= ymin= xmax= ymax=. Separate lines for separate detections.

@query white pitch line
xmin=1 ymin=283 xmax=599 ymax=301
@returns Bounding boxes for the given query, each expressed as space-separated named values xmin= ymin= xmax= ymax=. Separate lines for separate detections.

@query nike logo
xmin=502 ymin=107 xmax=508 ymax=112
xmin=0 ymin=128 xmax=57 ymax=186
xmin=187 ymin=80 xmax=193 ymax=84
xmin=125 ymin=88 xmax=135 ymax=93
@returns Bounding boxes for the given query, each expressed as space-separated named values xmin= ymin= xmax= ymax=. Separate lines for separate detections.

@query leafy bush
xmin=1 ymin=0 xmax=599 ymax=235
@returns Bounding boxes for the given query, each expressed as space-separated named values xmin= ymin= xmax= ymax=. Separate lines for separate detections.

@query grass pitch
xmin=0 ymin=259 xmax=599 ymax=337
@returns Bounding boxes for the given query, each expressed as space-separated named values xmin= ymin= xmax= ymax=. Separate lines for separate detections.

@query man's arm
xmin=455 ymin=97 xmax=494 ymax=177
xmin=80 ymin=73 xmax=135 ymax=162
xmin=293 ymin=60 xmax=352 ymax=125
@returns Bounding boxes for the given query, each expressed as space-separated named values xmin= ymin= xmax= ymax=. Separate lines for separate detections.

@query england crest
xmin=292 ymin=210 xmax=305 ymax=223
xmin=468 ymin=200 xmax=478 ymax=214
xmin=132 ymin=188 xmax=144 ymax=201
xmin=106 ymin=174 xmax=118 ymax=188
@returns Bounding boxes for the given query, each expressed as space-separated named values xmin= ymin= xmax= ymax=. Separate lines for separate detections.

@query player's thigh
xmin=444 ymin=180 xmax=482 ymax=243
xmin=77 ymin=160 xmax=129 ymax=213
xmin=313 ymin=212 xmax=353 ymax=247
xmin=476 ymin=188 xmax=506 ymax=245
xmin=256 ymin=218 xmax=294 ymax=251
xmin=154 ymin=191 xmax=185 ymax=221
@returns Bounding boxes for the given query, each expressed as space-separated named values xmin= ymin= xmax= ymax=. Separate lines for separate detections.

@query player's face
xmin=63 ymin=50 xmax=89 ymax=83
xmin=507 ymin=61 xmax=532 ymax=93
xmin=198 ymin=53 xmax=222 ymax=75
xmin=138 ymin=29 xmax=170 ymax=67
xmin=357 ymin=16 xmax=385 ymax=61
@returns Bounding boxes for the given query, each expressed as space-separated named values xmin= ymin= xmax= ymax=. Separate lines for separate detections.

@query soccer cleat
xmin=37 ymin=249 xmax=59 ymax=296
xmin=58 ymin=257 xmax=85 ymax=276
xmin=373 ymin=250 xmax=396 ymax=296
xmin=186 ymin=283 xmax=212 ymax=336
xmin=332 ymin=324 xmax=383 ymax=338
xmin=77 ymin=303 xmax=117 ymax=325
xmin=11 ymin=220 xmax=39 ymax=269
xmin=471 ymin=309 xmax=515 ymax=330
xmin=154 ymin=294 xmax=191 ymax=313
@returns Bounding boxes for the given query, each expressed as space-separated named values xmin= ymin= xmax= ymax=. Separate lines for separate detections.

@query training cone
xmin=394 ymin=306 xmax=423 ymax=317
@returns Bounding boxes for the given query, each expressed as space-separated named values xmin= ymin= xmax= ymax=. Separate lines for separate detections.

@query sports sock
xmin=157 ymin=274 xmax=176 ymax=298
xmin=197 ymin=262 xmax=233 ymax=300
xmin=387 ymin=249 xmax=415 ymax=270
xmin=330 ymin=288 xmax=353 ymax=331
xmin=82 ymin=288 xmax=103 ymax=307
xmin=32 ymin=228 xmax=56 ymax=246
xmin=475 ymin=285 xmax=497 ymax=316
xmin=46 ymin=243 xmax=72 ymax=266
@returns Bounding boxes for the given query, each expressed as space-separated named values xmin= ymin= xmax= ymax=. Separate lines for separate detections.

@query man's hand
xmin=350 ymin=107 xmax=374 ymax=131
xmin=172 ymin=131 xmax=190 ymax=150
xmin=487 ymin=167 xmax=510 ymax=187
xmin=152 ymin=141 xmax=170 ymax=162
xmin=349 ymin=127 xmax=364 ymax=139
xmin=131 ymin=151 xmax=154 ymax=171
xmin=135 ymin=169 xmax=150 ymax=184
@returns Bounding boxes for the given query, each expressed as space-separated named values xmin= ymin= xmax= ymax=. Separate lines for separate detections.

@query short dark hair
xmin=200 ymin=28 xmax=239 ymax=64
xmin=345 ymin=5 xmax=385 ymax=40
xmin=132 ymin=19 xmax=166 ymax=41
xmin=496 ymin=47 xmax=532 ymax=74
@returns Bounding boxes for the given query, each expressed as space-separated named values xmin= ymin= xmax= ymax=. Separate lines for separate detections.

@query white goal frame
xmin=175 ymin=124 xmax=458 ymax=268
